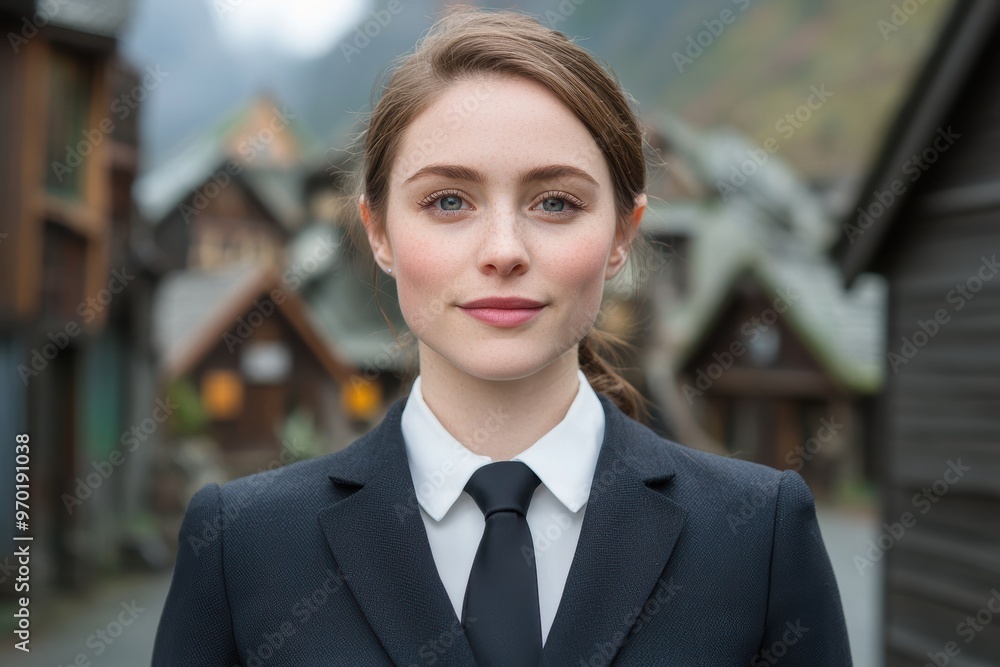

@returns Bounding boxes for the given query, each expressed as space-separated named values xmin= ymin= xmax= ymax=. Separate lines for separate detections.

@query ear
xmin=360 ymin=194 xmax=394 ymax=271
xmin=605 ymin=193 xmax=646 ymax=280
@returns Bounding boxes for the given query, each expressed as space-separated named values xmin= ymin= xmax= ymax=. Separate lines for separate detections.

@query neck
xmin=416 ymin=344 xmax=582 ymax=461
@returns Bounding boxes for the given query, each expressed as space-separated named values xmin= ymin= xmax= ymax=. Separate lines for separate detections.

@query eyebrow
xmin=401 ymin=163 xmax=600 ymax=188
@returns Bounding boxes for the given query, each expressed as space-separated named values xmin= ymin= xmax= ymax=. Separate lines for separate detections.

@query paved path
xmin=817 ymin=504 xmax=882 ymax=667
xmin=0 ymin=570 xmax=172 ymax=667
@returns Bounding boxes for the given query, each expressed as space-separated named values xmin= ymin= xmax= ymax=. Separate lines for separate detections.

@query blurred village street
xmin=2 ymin=0 xmax=999 ymax=665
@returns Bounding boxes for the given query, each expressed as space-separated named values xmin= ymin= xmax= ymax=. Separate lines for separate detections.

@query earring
xmin=387 ymin=267 xmax=393 ymax=274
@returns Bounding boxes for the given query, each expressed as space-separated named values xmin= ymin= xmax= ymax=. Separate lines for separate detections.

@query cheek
xmin=383 ymin=202 xmax=455 ymax=327
xmin=392 ymin=238 xmax=458 ymax=327
xmin=554 ymin=234 xmax=613 ymax=298
xmin=544 ymin=235 xmax=612 ymax=350
xmin=557 ymin=234 xmax=610 ymax=332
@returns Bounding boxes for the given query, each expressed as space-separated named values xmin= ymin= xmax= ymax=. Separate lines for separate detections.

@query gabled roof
xmin=662 ymin=201 xmax=887 ymax=394
xmin=138 ymin=157 xmax=306 ymax=231
xmin=148 ymin=161 xmax=304 ymax=236
xmin=135 ymin=95 xmax=318 ymax=228
xmin=608 ymin=112 xmax=836 ymax=300
xmin=298 ymin=246 xmax=410 ymax=372
xmin=45 ymin=0 xmax=131 ymax=37
xmin=601 ymin=113 xmax=888 ymax=393
xmin=653 ymin=112 xmax=835 ymax=252
xmin=833 ymin=0 xmax=1000 ymax=286
xmin=151 ymin=264 xmax=354 ymax=382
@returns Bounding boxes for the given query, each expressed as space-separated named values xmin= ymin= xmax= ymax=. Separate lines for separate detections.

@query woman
xmin=152 ymin=8 xmax=852 ymax=666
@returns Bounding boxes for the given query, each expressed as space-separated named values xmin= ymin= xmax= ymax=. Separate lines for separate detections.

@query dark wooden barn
xmin=833 ymin=1 xmax=1000 ymax=663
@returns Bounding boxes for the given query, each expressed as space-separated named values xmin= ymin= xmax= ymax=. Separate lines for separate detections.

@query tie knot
xmin=464 ymin=461 xmax=541 ymax=518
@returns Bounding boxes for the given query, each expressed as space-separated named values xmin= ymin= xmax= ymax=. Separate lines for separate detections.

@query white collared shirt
xmin=400 ymin=369 xmax=605 ymax=645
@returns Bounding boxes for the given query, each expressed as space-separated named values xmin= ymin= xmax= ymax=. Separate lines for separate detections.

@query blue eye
xmin=533 ymin=192 xmax=584 ymax=216
xmin=440 ymin=195 xmax=463 ymax=210
xmin=419 ymin=190 xmax=468 ymax=214
xmin=541 ymin=197 xmax=565 ymax=212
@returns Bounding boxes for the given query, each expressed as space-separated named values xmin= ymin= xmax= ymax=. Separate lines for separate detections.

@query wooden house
xmin=137 ymin=95 xmax=313 ymax=274
xmin=627 ymin=114 xmax=887 ymax=498
xmin=293 ymin=148 xmax=415 ymax=410
xmin=832 ymin=1 xmax=1000 ymax=662
xmin=663 ymin=203 xmax=885 ymax=498
xmin=0 ymin=0 xmax=166 ymax=590
xmin=152 ymin=264 xmax=356 ymax=478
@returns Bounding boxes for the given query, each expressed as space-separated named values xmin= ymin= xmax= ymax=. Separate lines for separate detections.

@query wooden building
xmin=633 ymin=114 xmax=886 ymax=496
xmin=833 ymin=1 xmax=1000 ymax=663
xmin=138 ymin=95 xmax=311 ymax=274
xmin=151 ymin=265 xmax=357 ymax=478
xmin=294 ymin=149 xmax=418 ymax=410
xmin=674 ymin=258 xmax=883 ymax=498
xmin=0 ymin=0 xmax=165 ymax=590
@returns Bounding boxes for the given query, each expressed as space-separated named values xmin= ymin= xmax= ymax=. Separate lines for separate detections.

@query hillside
xmin=299 ymin=0 xmax=952 ymax=188
xmin=124 ymin=0 xmax=953 ymax=192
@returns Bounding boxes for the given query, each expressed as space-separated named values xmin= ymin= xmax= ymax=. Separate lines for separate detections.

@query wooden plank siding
xmin=876 ymin=24 xmax=1000 ymax=664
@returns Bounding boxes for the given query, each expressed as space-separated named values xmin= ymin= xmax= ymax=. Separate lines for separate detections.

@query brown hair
xmin=343 ymin=7 xmax=658 ymax=423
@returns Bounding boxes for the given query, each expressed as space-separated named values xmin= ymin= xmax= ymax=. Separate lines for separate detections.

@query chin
xmin=460 ymin=350 xmax=568 ymax=383
xmin=457 ymin=361 xmax=537 ymax=382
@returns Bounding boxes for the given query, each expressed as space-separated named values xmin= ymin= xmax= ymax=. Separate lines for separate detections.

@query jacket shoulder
xmin=618 ymin=411 xmax=789 ymax=504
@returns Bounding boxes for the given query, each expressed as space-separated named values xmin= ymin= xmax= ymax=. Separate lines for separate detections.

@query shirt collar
xmin=401 ymin=369 xmax=606 ymax=521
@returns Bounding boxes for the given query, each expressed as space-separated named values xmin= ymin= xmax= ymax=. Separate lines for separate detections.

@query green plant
xmin=279 ymin=406 xmax=321 ymax=461
xmin=167 ymin=377 xmax=208 ymax=437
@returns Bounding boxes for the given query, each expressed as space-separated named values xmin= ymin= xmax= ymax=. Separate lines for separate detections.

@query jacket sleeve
xmin=755 ymin=469 xmax=853 ymax=666
xmin=151 ymin=482 xmax=241 ymax=666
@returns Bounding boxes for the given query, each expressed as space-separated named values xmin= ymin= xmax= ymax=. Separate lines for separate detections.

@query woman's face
xmin=362 ymin=75 xmax=645 ymax=381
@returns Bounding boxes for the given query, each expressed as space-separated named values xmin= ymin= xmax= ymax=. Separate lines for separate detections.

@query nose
xmin=477 ymin=205 xmax=529 ymax=276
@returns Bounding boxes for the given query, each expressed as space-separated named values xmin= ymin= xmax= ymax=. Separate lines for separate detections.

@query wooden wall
xmin=875 ymin=26 xmax=1000 ymax=666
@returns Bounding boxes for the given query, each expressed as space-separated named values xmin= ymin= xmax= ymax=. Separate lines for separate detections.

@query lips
xmin=459 ymin=296 xmax=544 ymax=309
xmin=457 ymin=296 xmax=545 ymax=328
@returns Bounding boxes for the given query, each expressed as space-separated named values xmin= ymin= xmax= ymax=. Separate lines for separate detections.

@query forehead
xmin=391 ymin=75 xmax=610 ymax=186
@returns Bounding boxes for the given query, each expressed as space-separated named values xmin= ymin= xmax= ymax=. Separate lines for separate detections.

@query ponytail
xmin=578 ymin=328 xmax=652 ymax=424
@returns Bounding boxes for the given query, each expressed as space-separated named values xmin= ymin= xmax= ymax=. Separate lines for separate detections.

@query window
xmin=45 ymin=49 xmax=93 ymax=199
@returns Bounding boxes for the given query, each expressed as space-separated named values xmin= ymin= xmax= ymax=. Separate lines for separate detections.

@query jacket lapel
xmin=540 ymin=393 xmax=687 ymax=666
xmin=318 ymin=390 xmax=688 ymax=667
xmin=317 ymin=395 xmax=476 ymax=666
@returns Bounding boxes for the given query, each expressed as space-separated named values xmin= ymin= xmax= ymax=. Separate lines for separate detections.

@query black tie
xmin=461 ymin=461 xmax=543 ymax=667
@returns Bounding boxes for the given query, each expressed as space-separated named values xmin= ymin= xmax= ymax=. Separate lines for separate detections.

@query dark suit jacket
xmin=151 ymin=392 xmax=853 ymax=666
